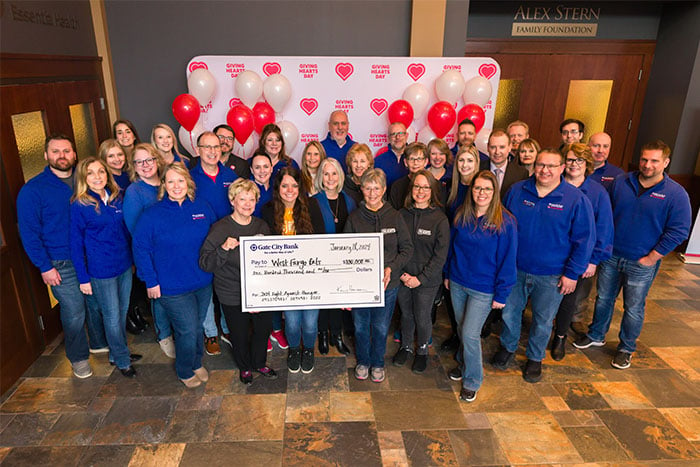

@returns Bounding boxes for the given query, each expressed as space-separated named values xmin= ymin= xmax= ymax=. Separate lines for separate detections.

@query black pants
xmin=397 ymin=284 xmax=440 ymax=354
xmin=318 ymin=308 xmax=343 ymax=335
xmin=554 ymin=275 xmax=594 ymax=336
xmin=221 ymin=303 xmax=272 ymax=372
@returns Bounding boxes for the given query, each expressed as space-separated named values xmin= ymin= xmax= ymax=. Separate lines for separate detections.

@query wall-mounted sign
xmin=511 ymin=4 xmax=600 ymax=37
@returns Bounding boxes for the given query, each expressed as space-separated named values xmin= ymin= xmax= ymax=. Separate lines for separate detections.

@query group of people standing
xmin=17 ymin=110 xmax=691 ymax=402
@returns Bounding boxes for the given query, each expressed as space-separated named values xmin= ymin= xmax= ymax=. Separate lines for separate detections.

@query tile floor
xmin=1 ymin=256 xmax=699 ymax=466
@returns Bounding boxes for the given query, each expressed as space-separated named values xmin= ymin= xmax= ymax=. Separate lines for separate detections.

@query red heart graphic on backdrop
xmin=407 ymin=63 xmax=426 ymax=81
xmin=370 ymin=99 xmax=388 ymax=116
xmin=335 ymin=63 xmax=354 ymax=81
xmin=478 ymin=64 xmax=497 ymax=79
xmin=228 ymin=98 xmax=241 ymax=108
xmin=300 ymin=98 xmax=319 ymax=116
xmin=189 ymin=62 xmax=208 ymax=72
xmin=263 ymin=62 xmax=281 ymax=76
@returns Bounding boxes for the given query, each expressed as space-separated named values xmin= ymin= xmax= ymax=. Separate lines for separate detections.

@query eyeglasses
xmin=534 ymin=163 xmax=562 ymax=170
xmin=362 ymin=186 xmax=383 ymax=193
xmin=389 ymin=131 xmax=406 ymax=138
xmin=217 ymin=135 xmax=234 ymax=142
xmin=133 ymin=157 xmax=157 ymax=167
xmin=407 ymin=157 xmax=426 ymax=163
xmin=472 ymin=186 xmax=494 ymax=193
xmin=198 ymin=145 xmax=221 ymax=151
xmin=412 ymin=185 xmax=431 ymax=192
xmin=561 ymin=129 xmax=579 ymax=136
xmin=565 ymin=158 xmax=585 ymax=166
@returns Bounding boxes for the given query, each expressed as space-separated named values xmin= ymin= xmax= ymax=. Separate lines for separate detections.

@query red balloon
xmin=252 ymin=102 xmax=276 ymax=135
xmin=172 ymin=94 xmax=201 ymax=132
xmin=427 ymin=101 xmax=457 ymax=139
xmin=457 ymin=104 xmax=486 ymax=134
xmin=226 ymin=104 xmax=255 ymax=144
xmin=387 ymin=99 xmax=414 ymax=128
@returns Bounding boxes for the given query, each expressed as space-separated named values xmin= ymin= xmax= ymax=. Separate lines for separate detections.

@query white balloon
xmin=417 ymin=126 xmax=437 ymax=145
xmin=402 ymin=83 xmax=430 ymax=120
xmin=474 ymin=127 xmax=491 ymax=155
xmin=276 ymin=120 xmax=299 ymax=153
xmin=179 ymin=121 xmax=205 ymax=158
xmin=435 ymin=70 xmax=465 ymax=104
xmin=235 ymin=70 xmax=263 ymax=108
xmin=232 ymin=134 xmax=256 ymax=159
xmin=463 ymin=76 xmax=492 ymax=108
xmin=406 ymin=125 xmax=417 ymax=144
xmin=264 ymin=74 xmax=292 ymax=113
xmin=187 ymin=68 xmax=217 ymax=105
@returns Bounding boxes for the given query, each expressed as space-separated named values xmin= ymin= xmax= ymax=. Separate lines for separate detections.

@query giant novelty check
xmin=240 ymin=233 xmax=384 ymax=312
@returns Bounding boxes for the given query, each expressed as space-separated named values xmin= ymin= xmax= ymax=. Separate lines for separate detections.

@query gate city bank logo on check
xmin=249 ymin=243 xmax=299 ymax=252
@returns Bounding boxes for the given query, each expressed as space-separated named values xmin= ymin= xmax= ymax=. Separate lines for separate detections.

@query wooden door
xmin=0 ymin=55 xmax=110 ymax=393
xmin=466 ymin=40 xmax=654 ymax=171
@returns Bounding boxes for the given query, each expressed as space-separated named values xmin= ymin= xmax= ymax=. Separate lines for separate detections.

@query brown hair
xmin=641 ymin=140 xmax=671 ymax=159
xmin=71 ymin=157 xmax=120 ymax=212
xmin=426 ymin=138 xmax=452 ymax=166
xmin=129 ymin=143 xmax=166 ymax=182
xmin=271 ymin=167 xmax=313 ymax=235
xmin=404 ymin=170 xmax=442 ymax=209
xmin=454 ymin=170 xmax=512 ymax=232
xmin=561 ymin=142 xmax=594 ymax=176
xmin=259 ymin=124 xmax=293 ymax=166
xmin=300 ymin=140 xmax=327 ymax=194
xmin=447 ymin=145 xmax=479 ymax=207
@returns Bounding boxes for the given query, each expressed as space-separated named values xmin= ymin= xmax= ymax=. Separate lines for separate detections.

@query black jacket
xmin=260 ymin=197 xmax=325 ymax=235
xmin=399 ymin=205 xmax=450 ymax=287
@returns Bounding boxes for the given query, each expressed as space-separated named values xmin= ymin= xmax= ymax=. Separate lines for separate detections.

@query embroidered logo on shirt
xmin=192 ymin=213 xmax=206 ymax=220
xmin=547 ymin=203 xmax=564 ymax=210
xmin=223 ymin=182 xmax=232 ymax=187
xmin=601 ymin=176 xmax=614 ymax=181
xmin=650 ymin=192 xmax=666 ymax=199
xmin=417 ymin=228 xmax=432 ymax=236
xmin=523 ymin=199 xmax=535 ymax=207
xmin=381 ymin=228 xmax=396 ymax=234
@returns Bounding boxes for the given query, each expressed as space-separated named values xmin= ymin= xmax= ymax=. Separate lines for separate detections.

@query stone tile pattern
xmin=1 ymin=258 xmax=698 ymax=465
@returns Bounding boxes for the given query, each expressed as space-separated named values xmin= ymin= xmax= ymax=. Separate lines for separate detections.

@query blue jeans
xmin=501 ymin=270 xmax=564 ymax=362
xmin=152 ymin=298 xmax=172 ymax=341
xmin=50 ymin=260 xmax=89 ymax=364
xmin=160 ymin=284 xmax=212 ymax=379
xmin=450 ymin=282 xmax=494 ymax=391
xmin=271 ymin=311 xmax=283 ymax=331
xmin=90 ymin=268 xmax=132 ymax=369
xmin=284 ymin=309 xmax=319 ymax=348
xmin=85 ymin=294 xmax=108 ymax=350
xmin=353 ymin=287 xmax=399 ymax=368
xmin=587 ymin=256 xmax=660 ymax=353
xmin=202 ymin=299 xmax=229 ymax=337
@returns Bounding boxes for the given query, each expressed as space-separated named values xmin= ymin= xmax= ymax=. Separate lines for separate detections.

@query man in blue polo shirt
xmin=574 ymin=140 xmax=691 ymax=369
xmin=321 ymin=110 xmax=355 ymax=174
xmin=374 ymin=122 xmax=409 ymax=189
xmin=451 ymin=118 xmax=489 ymax=163
xmin=588 ymin=132 xmax=624 ymax=191
xmin=493 ymin=148 xmax=595 ymax=383
xmin=17 ymin=134 xmax=94 ymax=378
xmin=190 ymin=131 xmax=238 ymax=355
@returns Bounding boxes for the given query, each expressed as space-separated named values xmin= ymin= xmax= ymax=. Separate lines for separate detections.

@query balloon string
xmin=189 ymin=131 xmax=195 ymax=156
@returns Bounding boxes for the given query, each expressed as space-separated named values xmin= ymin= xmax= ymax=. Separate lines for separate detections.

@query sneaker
xmin=490 ymin=348 xmax=514 ymax=370
xmin=193 ymin=366 xmax=209 ymax=382
xmin=393 ymin=329 xmax=401 ymax=343
xmin=267 ymin=338 xmax=273 ymax=352
xmin=287 ymin=347 xmax=301 ymax=373
xmin=239 ymin=370 xmax=253 ymax=385
xmin=180 ymin=375 xmax=201 ymax=388
xmin=270 ymin=330 xmax=289 ymax=349
xmin=573 ymin=335 xmax=605 ymax=349
xmin=523 ymin=359 xmax=542 ymax=383
xmin=158 ymin=336 xmax=176 ymax=359
xmin=448 ymin=366 xmax=462 ymax=381
xmin=392 ymin=347 xmax=412 ymax=367
xmin=371 ymin=367 xmax=385 ymax=383
xmin=220 ymin=333 xmax=232 ymax=347
xmin=354 ymin=364 xmax=369 ymax=380
xmin=301 ymin=348 xmax=315 ymax=374
xmin=459 ymin=388 xmax=477 ymax=402
xmin=255 ymin=366 xmax=278 ymax=379
xmin=611 ymin=350 xmax=632 ymax=369
xmin=428 ymin=336 xmax=433 ymax=348
xmin=412 ymin=354 xmax=428 ymax=373
xmin=72 ymin=360 xmax=93 ymax=379
xmin=204 ymin=336 xmax=221 ymax=356
xmin=89 ymin=347 xmax=109 ymax=354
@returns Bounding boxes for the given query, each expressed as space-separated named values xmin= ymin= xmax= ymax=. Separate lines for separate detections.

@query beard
xmin=48 ymin=157 xmax=76 ymax=173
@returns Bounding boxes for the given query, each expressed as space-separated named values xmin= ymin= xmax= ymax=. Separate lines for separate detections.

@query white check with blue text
xmin=240 ymin=233 xmax=385 ymax=312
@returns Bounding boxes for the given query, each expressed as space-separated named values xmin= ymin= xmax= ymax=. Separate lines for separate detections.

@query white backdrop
xmin=181 ymin=56 xmax=500 ymax=163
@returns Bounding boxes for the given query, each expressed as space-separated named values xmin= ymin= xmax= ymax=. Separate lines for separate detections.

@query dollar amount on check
xmin=240 ymin=233 xmax=384 ymax=312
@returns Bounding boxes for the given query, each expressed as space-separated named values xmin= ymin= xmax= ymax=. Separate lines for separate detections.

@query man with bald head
xmin=588 ymin=132 xmax=624 ymax=191
xmin=321 ymin=110 xmax=356 ymax=174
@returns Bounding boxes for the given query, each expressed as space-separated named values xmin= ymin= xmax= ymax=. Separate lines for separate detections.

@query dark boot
xmin=318 ymin=331 xmax=329 ymax=355
xmin=551 ymin=335 xmax=566 ymax=361
xmin=330 ymin=333 xmax=350 ymax=355
xmin=131 ymin=305 xmax=150 ymax=329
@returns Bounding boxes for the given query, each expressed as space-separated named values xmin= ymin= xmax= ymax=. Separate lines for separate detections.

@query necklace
xmin=330 ymin=196 xmax=340 ymax=223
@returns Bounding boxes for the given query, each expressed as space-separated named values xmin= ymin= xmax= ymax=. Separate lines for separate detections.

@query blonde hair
xmin=228 ymin=178 xmax=260 ymax=204
xmin=98 ymin=139 xmax=131 ymax=175
xmin=345 ymin=143 xmax=374 ymax=176
xmin=158 ymin=163 xmax=196 ymax=202
xmin=151 ymin=123 xmax=189 ymax=163
xmin=427 ymin=138 xmax=452 ymax=166
xmin=314 ymin=158 xmax=345 ymax=194
xmin=360 ymin=168 xmax=387 ymax=190
xmin=129 ymin=143 xmax=166 ymax=182
xmin=72 ymin=157 xmax=120 ymax=212
xmin=447 ymin=145 xmax=479 ymax=207
xmin=301 ymin=140 xmax=327 ymax=194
